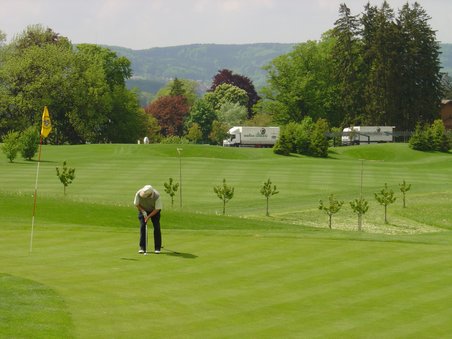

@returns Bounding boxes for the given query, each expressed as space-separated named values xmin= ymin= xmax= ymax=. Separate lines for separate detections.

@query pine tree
xmin=396 ymin=3 xmax=442 ymax=130
xmin=332 ymin=3 xmax=364 ymax=126
xmin=361 ymin=2 xmax=399 ymax=126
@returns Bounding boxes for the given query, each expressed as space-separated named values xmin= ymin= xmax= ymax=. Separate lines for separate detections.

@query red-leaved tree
xmin=145 ymin=96 xmax=189 ymax=136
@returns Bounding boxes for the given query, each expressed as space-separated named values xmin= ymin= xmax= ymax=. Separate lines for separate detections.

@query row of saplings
xmin=54 ymin=165 xmax=412 ymax=231
xmin=164 ymin=177 xmax=412 ymax=231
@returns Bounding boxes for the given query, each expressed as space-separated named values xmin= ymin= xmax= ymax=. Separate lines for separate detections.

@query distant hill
xmin=106 ymin=43 xmax=296 ymax=93
xmin=105 ymin=43 xmax=452 ymax=94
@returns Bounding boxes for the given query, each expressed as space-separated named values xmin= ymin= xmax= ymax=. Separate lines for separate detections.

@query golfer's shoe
xmin=154 ymin=250 xmax=160 ymax=254
xmin=138 ymin=249 xmax=145 ymax=254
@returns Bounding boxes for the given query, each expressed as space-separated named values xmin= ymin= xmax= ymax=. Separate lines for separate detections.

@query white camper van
xmin=342 ymin=126 xmax=395 ymax=145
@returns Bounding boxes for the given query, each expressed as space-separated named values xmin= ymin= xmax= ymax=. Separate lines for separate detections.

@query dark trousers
xmin=138 ymin=210 xmax=161 ymax=252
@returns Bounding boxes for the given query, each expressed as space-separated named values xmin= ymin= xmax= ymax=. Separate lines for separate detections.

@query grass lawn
xmin=1 ymin=143 xmax=451 ymax=338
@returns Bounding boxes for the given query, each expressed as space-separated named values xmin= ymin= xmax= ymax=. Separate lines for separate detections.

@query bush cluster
xmin=409 ymin=119 xmax=451 ymax=152
xmin=273 ymin=117 xmax=329 ymax=157
xmin=159 ymin=136 xmax=190 ymax=144
xmin=1 ymin=127 xmax=39 ymax=162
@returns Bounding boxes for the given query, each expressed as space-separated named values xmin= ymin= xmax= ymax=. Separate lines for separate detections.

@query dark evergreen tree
xmin=396 ymin=2 xmax=442 ymax=130
xmin=169 ymin=77 xmax=185 ymax=97
xmin=361 ymin=1 xmax=399 ymax=126
xmin=332 ymin=4 xmax=365 ymax=126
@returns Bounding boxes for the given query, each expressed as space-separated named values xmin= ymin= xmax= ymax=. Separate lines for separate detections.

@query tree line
xmin=0 ymin=25 xmax=150 ymax=144
xmin=263 ymin=1 xmax=443 ymax=131
xmin=0 ymin=1 xmax=447 ymax=150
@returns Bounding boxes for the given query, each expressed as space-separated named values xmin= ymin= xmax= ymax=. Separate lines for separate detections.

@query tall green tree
xmin=262 ymin=37 xmax=338 ymax=125
xmin=361 ymin=2 xmax=400 ymax=126
xmin=0 ymin=26 xmax=143 ymax=144
xmin=395 ymin=3 xmax=442 ymax=130
xmin=0 ymin=26 xmax=75 ymax=140
xmin=185 ymin=98 xmax=216 ymax=143
xmin=70 ymin=44 xmax=142 ymax=143
xmin=332 ymin=4 xmax=365 ymax=126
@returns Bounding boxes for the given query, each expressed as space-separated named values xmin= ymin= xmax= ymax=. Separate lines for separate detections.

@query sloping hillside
xmin=106 ymin=43 xmax=452 ymax=93
xmin=107 ymin=43 xmax=295 ymax=91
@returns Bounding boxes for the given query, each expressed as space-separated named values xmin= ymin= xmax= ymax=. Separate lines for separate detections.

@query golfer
xmin=134 ymin=185 xmax=162 ymax=254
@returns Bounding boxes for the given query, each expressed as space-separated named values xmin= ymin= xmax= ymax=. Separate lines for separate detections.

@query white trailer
xmin=223 ymin=126 xmax=280 ymax=147
xmin=341 ymin=126 xmax=395 ymax=145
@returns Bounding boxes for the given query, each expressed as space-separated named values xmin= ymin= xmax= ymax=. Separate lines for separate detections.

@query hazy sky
xmin=1 ymin=0 xmax=451 ymax=50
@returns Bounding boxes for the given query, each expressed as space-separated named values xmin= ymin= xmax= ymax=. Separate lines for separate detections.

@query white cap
xmin=139 ymin=185 xmax=153 ymax=198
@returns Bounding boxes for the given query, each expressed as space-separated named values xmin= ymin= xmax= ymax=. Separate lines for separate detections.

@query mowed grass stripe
xmin=2 ymin=226 xmax=452 ymax=337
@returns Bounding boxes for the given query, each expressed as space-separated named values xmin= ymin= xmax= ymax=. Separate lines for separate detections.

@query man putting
xmin=134 ymin=185 xmax=162 ymax=254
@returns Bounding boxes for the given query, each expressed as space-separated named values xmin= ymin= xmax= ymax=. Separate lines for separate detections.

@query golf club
xmin=144 ymin=218 xmax=148 ymax=255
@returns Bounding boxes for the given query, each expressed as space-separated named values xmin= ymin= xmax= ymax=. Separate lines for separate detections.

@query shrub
xmin=160 ymin=136 xmax=189 ymax=144
xmin=273 ymin=117 xmax=329 ymax=157
xmin=1 ymin=131 xmax=21 ymax=162
xmin=20 ymin=126 xmax=40 ymax=160
xmin=409 ymin=120 xmax=450 ymax=152
xmin=186 ymin=123 xmax=203 ymax=144
xmin=430 ymin=119 xmax=450 ymax=152
xmin=273 ymin=134 xmax=291 ymax=155
xmin=310 ymin=118 xmax=330 ymax=157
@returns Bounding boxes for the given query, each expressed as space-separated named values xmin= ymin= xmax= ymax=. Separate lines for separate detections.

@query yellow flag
xmin=41 ymin=106 xmax=52 ymax=138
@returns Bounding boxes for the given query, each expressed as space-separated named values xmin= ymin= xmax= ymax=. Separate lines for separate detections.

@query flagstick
xmin=30 ymin=135 xmax=43 ymax=253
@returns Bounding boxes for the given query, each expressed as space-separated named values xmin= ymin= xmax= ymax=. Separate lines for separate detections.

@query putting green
xmin=1 ymin=227 xmax=452 ymax=338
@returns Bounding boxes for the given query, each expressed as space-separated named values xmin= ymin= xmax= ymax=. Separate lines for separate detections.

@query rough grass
xmin=1 ymin=143 xmax=452 ymax=338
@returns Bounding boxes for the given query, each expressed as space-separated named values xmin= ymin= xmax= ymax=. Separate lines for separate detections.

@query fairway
xmin=1 ymin=143 xmax=452 ymax=338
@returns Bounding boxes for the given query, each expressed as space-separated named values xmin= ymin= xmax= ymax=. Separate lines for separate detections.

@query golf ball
xmin=144 ymin=252 xmax=147 ymax=256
